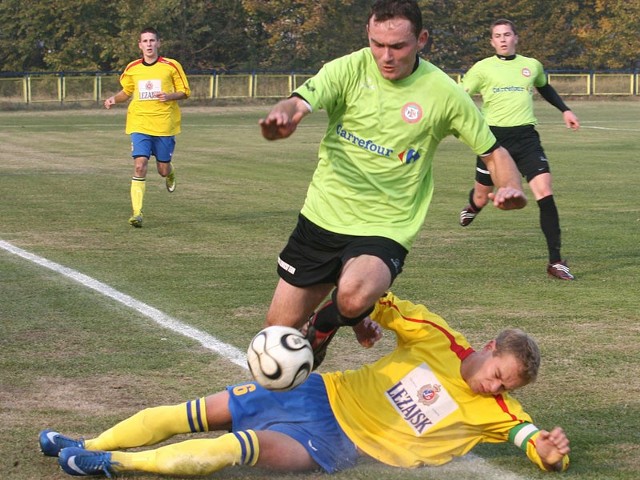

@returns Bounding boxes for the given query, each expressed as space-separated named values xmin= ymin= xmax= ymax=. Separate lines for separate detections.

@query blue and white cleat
xmin=58 ymin=447 xmax=118 ymax=478
xmin=39 ymin=429 xmax=84 ymax=457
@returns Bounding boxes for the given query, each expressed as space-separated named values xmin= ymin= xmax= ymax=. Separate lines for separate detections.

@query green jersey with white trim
xmin=462 ymin=54 xmax=547 ymax=127
xmin=294 ymin=48 xmax=496 ymax=250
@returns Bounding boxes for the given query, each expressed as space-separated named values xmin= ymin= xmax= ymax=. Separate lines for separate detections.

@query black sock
xmin=468 ymin=188 xmax=482 ymax=212
xmin=312 ymin=289 xmax=374 ymax=332
xmin=538 ymin=195 xmax=562 ymax=263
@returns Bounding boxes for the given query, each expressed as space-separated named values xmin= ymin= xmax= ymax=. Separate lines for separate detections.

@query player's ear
xmin=484 ymin=339 xmax=497 ymax=352
xmin=418 ymin=29 xmax=429 ymax=49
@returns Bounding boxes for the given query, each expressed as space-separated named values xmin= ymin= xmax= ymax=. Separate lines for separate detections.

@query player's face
xmin=367 ymin=17 xmax=428 ymax=81
xmin=465 ymin=347 xmax=526 ymax=395
xmin=138 ymin=32 xmax=160 ymax=61
xmin=490 ymin=24 xmax=518 ymax=56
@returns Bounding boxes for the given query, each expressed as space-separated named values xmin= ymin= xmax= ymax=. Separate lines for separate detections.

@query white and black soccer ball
xmin=247 ymin=326 xmax=313 ymax=391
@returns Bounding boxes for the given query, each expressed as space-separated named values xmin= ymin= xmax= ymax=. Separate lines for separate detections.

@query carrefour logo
xmin=336 ymin=124 xmax=393 ymax=157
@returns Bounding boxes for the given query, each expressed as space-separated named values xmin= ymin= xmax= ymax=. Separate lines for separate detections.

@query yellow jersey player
xmin=39 ymin=292 xmax=570 ymax=477
xmin=104 ymin=27 xmax=190 ymax=228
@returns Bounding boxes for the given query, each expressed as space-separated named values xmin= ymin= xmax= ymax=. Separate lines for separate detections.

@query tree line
xmin=1 ymin=0 xmax=638 ymax=74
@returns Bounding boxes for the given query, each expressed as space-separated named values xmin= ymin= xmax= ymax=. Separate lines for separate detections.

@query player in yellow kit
xmin=104 ymin=27 xmax=190 ymax=228
xmin=39 ymin=292 xmax=570 ymax=477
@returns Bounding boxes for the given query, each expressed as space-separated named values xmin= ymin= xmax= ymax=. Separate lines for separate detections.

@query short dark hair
xmin=491 ymin=19 xmax=517 ymax=36
xmin=369 ymin=0 xmax=423 ymax=38
xmin=140 ymin=27 xmax=159 ymax=39
xmin=494 ymin=328 xmax=540 ymax=384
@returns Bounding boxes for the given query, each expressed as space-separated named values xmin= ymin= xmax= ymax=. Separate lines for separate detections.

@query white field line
xmin=1 ymin=239 xmax=527 ymax=480
xmin=0 ymin=239 xmax=248 ymax=369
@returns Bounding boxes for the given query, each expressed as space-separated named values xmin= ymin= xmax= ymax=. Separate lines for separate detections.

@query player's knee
xmin=333 ymin=292 xmax=374 ymax=326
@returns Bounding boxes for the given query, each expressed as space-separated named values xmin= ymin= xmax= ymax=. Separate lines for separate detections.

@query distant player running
xmin=104 ymin=27 xmax=190 ymax=228
xmin=39 ymin=292 xmax=570 ymax=477
xmin=458 ymin=19 xmax=580 ymax=280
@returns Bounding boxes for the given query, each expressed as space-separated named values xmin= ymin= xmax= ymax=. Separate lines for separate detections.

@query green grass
xmin=1 ymin=100 xmax=639 ymax=479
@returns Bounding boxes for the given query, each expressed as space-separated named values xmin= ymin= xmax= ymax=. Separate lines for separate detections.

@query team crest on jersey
xmin=521 ymin=68 xmax=531 ymax=78
xmin=402 ymin=102 xmax=423 ymax=124
xmin=418 ymin=384 xmax=442 ymax=406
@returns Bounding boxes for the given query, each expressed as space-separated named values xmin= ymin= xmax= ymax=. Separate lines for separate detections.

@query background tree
xmin=1 ymin=0 xmax=639 ymax=73
xmin=572 ymin=0 xmax=640 ymax=70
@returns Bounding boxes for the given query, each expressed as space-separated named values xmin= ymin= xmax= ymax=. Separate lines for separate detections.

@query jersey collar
xmin=496 ymin=54 xmax=517 ymax=61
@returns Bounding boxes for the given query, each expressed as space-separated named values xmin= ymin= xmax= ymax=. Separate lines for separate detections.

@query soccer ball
xmin=247 ymin=326 xmax=313 ymax=391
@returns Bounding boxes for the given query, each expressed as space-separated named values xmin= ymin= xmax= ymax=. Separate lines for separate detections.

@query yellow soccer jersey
xmin=322 ymin=292 xmax=569 ymax=471
xmin=119 ymin=56 xmax=190 ymax=136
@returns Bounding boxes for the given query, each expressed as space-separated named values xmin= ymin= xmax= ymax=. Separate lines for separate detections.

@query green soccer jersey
xmin=294 ymin=48 xmax=496 ymax=250
xmin=462 ymin=54 xmax=548 ymax=127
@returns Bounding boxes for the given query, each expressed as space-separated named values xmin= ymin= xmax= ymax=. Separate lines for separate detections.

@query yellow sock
xmin=130 ymin=177 xmax=145 ymax=215
xmin=85 ymin=398 xmax=208 ymax=451
xmin=110 ymin=430 xmax=259 ymax=475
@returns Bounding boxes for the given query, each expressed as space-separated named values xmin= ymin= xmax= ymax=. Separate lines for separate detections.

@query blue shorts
xmin=227 ymin=373 xmax=358 ymax=473
xmin=130 ymin=133 xmax=175 ymax=162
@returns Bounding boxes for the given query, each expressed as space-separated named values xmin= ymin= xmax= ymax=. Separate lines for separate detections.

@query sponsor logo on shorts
xmin=277 ymin=256 xmax=296 ymax=274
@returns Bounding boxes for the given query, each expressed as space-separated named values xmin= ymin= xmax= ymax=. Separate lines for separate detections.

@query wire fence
xmin=0 ymin=71 xmax=638 ymax=105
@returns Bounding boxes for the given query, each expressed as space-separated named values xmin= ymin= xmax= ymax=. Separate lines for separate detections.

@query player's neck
xmin=143 ymin=54 xmax=159 ymax=65
xmin=496 ymin=53 xmax=516 ymax=61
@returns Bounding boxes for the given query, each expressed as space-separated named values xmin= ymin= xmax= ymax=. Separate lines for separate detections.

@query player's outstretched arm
xmin=535 ymin=427 xmax=571 ymax=472
xmin=259 ymin=96 xmax=311 ymax=141
xmin=483 ymin=146 xmax=527 ymax=210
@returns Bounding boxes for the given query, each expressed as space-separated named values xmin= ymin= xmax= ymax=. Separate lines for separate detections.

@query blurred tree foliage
xmin=0 ymin=0 xmax=638 ymax=73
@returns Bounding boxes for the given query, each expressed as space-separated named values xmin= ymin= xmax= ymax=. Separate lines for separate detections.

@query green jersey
xmin=294 ymin=48 xmax=496 ymax=250
xmin=462 ymin=54 xmax=547 ymax=127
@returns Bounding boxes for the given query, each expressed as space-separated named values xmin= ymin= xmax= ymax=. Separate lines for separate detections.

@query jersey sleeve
xmin=292 ymin=51 xmax=358 ymax=113
xmin=445 ymin=86 xmax=497 ymax=156
xmin=119 ymin=61 xmax=138 ymax=96
xmin=461 ymin=63 xmax=483 ymax=95
xmin=167 ymin=58 xmax=191 ymax=97
xmin=532 ymin=59 xmax=548 ymax=88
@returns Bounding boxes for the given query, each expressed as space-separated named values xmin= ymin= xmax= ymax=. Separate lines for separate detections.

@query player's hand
xmin=352 ymin=317 xmax=383 ymax=348
xmin=489 ymin=187 xmax=527 ymax=210
xmin=154 ymin=91 xmax=171 ymax=102
xmin=259 ymin=98 xmax=308 ymax=140
xmin=535 ymin=427 xmax=570 ymax=471
xmin=563 ymin=110 xmax=580 ymax=130
xmin=259 ymin=115 xmax=298 ymax=140
xmin=103 ymin=96 xmax=116 ymax=109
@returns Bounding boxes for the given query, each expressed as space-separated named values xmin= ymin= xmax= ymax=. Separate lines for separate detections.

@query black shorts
xmin=476 ymin=125 xmax=550 ymax=186
xmin=277 ymin=214 xmax=408 ymax=288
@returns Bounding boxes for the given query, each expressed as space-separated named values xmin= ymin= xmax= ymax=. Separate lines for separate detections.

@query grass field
xmin=1 ymin=100 xmax=639 ymax=480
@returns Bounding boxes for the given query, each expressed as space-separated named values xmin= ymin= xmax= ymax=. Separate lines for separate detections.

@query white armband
xmin=509 ymin=423 xmax=540 ymax=452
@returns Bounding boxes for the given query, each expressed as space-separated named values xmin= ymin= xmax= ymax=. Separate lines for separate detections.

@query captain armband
xmin=508 ymin=422 xmax=539 ymax=452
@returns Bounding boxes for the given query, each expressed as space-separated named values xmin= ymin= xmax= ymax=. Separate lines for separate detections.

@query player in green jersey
xmin=104 ymin=27 xmax=190 ymax=228
xmin=458 ymin=19 xmax=580 ymax=280
xmin=39 ymin=292 xmax=570 ymax=477
xmin=258 ymin=0 xmax=527 ymax=368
